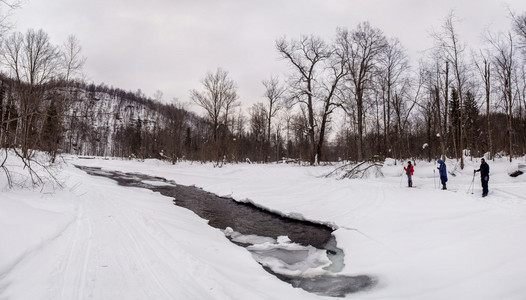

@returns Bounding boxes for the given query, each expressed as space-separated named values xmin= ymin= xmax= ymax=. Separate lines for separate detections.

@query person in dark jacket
xmin=404 ymin=161 xmax=414 ymax=187
xmin=437 ymin=159 xmax=447 ymax=190
xmin=474 ymin=158 xmax=490 ymax=197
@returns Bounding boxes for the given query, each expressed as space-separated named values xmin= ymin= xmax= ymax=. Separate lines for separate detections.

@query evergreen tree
xmin=449 ymin=88 xmax=460 ymax=158
xmin=132 ymin=118 xmax=142 ymax=157
xmin=463 ymin=91 xmax=480 ymax=156
xmin=41 ymin=100 xmax=63 ymax=162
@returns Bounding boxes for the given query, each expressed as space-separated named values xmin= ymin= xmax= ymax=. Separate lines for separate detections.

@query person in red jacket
xmin=404 ymin=161 xmax=414 ymax=187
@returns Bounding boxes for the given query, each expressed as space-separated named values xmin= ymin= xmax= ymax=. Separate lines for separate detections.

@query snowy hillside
xmin=59 ymin=85 xmax=198 ymax=157
xmin=1 ymin=155 xmax=526 ymax=299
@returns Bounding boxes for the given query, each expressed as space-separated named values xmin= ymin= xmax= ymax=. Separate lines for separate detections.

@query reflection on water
xmin=77 ymin=165 xmax=375 ymax=297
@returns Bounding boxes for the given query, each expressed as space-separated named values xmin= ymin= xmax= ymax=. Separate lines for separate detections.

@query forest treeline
xmin=189 ymin=11 xmax=526 ymax=167
xmin=2 ymin=5 xmax=526 ymax=182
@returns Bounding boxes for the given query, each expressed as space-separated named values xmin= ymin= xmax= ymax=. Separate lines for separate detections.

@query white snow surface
xmin=1 ymin=155 xmax=526 ymax=299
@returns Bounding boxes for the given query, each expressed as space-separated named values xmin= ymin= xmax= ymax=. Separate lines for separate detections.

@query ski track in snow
xmin=2 ymin=157 xmax=526 ymax=300
xmin=1 ymin=174 xmax=219 ymax=300
xmin=492 ymin=187 xmax=526 ymax=201
xmin=483 ymin=190 xmax=526 ymax=217
xmin=52 ymin=206 xmax=94 ymax=300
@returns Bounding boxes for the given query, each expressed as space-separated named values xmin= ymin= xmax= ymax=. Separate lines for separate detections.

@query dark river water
xmin=77 ymin=165 xmax=375 ymax=297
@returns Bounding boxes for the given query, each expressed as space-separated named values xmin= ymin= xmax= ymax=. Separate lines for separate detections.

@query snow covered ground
xmin=1 ymin=154 xmax=526 ymax=299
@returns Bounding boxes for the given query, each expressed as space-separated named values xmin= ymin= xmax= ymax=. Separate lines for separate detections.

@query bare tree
xmin=190 ymin=68 xmax=238 ymax=142
xmin=61 ymin=35 xmax=86 ymax=82
xmin=3 ymin=29 xmax=60 ymax=86
xmin=190 ymin=68 xmax=238 ymax=163
xmin=277 ymin=35 xmax=345 ymax=164
xmin=515 ymin=64 xmax=526 ymax=154
xmin=0 ymin=28 xmax=66 ymax=185
xmin=432 ymin=12 xmax=469 ymax=168
xmin=510 ymin=10 xmax=526 ymax=155
xmin=316 ymin=43 xmax=347 ymax=163
xmin=1 ymin=29 xmax=60 ymax=159
xmin=379 ymin=37 xmax=410 ymax=157
xmin=261 ymin=76 xmax=286 ymax=162
xmin=276 ymin=35 xmax=327 ymax=164
xmin=420 ymin=49 xmax=450 ymax=162
xmin=262 ymin=76 xmax=285 ymax=148
xmin=510 ymin=10 xmax=526 ymax=57
xmin=391 ymin=75 xmax=420 ymax=160
xmin=337 ymin=22 xmax=387 ymax=161
xmin=48 ymin=34 xmax=86 ymax=162
xmin=0 ymin=30 xmax=81 ymax=164
xmin=487 ymin=31 xmax=516 ymax=162
xmin=0 ymin=0 xmax=22 ymax=36
xmin=153 ymin=90 xmax=164 ymax=102
xmin=472 ymin=50 xmax=492 ymax=159
xmin=221 ymin=89 xmax=240 ymax=136
xmin=249 ymin=102 xmax=267 ymax=161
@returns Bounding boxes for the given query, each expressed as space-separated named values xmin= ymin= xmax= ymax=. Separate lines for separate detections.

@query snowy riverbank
xmin=2 ymin=155 xmax=526 ymax=299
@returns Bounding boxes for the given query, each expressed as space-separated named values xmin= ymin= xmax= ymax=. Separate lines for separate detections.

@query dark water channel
xmin=77 ymin=165 xmax=375 ymax=297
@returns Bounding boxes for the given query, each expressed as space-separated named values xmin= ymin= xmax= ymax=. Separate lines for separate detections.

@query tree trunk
xmin=443 ymin=61 xmax=449 ymax=160
xmin=485 ymin=62 xmax=492 ymax=160
xmin=508 ymin=82 xmax=513 ymax=162
xmin=357 ymin=93 xmax=364 ymax=161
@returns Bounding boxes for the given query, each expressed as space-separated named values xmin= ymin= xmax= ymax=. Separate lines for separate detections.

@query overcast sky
xmin=9 ymin=0 xmax=526 ymax=113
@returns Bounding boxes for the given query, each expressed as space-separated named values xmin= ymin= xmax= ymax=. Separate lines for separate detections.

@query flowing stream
xmin=77 ymin=166 xmax=375 ymax=297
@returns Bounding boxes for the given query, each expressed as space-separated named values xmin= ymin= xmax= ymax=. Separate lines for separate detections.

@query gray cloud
xmin=10 ymin=0 xmax=526 ymax=111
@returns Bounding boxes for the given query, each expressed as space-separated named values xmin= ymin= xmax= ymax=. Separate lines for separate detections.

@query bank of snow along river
xmin=77 ymin=165 xmax=375 ymax=297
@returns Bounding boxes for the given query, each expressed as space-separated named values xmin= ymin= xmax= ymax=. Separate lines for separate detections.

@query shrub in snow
xmin=384 ymin=158 xmax=396 ymax=166
xmin=325 ymin=161 xmax=384 ymax=179
xmin=0 ymin=150 xmax=64 ymax=190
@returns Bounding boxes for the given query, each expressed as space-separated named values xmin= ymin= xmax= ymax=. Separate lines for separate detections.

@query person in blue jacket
xmin=437 ymin=159 xmax=447 ymax=190
xmin=474 ymin=158 xmax=490 ymax=197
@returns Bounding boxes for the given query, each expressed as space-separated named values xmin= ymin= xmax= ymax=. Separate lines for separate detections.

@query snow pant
xmin=440 ymin=176 xmax=447 ymax=190
xmin=407 ymin=174 xmax=412 ymax=187
xmin=481 ymin=177 xmax=489 ymax=196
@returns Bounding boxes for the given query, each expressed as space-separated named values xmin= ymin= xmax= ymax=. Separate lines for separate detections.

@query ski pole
xmin=433 ymin=169 xmax=437 ymax=190
xmin=467 ymin=172 xmax=475 ymax=194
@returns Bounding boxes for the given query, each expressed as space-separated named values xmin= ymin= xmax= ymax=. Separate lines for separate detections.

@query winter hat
xmin=481 ymin=158 xmax=485 ymax=162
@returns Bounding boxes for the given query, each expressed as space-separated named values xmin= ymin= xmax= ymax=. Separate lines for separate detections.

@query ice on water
xmin=140 ymin=180 xmax=176 ymax=187
xmin=224 ymin=227 xmax=334 ymax=277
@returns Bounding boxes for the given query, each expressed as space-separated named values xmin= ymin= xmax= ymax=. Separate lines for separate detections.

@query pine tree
xmin=132 ymin=118 xmax=142 ymax=157
xmin=463 ymin=91 xmax=480 ymax=156
xmin=449 ymin=88 xmax=460 ymax=158
xmin=41 ymin=100 xmax=63 ymax=162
